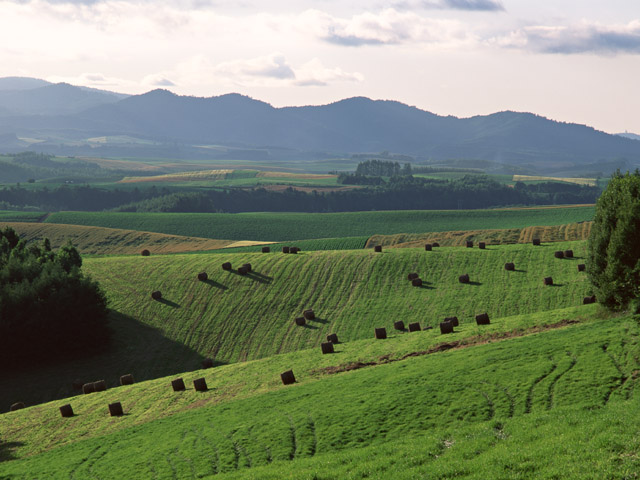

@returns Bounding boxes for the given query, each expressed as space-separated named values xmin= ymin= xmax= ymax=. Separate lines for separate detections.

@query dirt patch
xmin=312 ymin=319 xmax=581 ymax=376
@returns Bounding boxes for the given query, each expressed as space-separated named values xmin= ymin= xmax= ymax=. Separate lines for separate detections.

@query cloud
xmin=215 ymin=53 xmax=296 ymax=81
xmin=302 ymin=8 xmax=472 ymax=47
xmin=412 ymin=0 xmax=504 ymax=11
xmin=142 ymin=73 xmax=176 ymax=87
xmin=492 ymin=20 xmax=640 ymax=55
xmin=294 ymin=59 xmax=364 ymax=86
xmin=46 ymin=72 xmax=132 ymax=88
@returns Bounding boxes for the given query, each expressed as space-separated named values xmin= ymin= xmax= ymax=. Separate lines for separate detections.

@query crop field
xmin=45 ymin=205 xmax=595 ymax=241
xmin=368 ymin=221 xmax=592 ymax=248
xmin=512 ymin=174 xmax=598 ymax=186
xmin=0 ymin=210 xmax=45 ymax=222
xmin=214 ymin=236 xmax=368 ymax=254
xmin=1 ymin=309 xmax=638 ymax=478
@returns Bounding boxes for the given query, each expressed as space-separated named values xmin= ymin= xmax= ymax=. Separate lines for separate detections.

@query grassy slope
xmin=0 ymin=241 xmax=592 ymax=412
xmin=44 ymin=206 xmax=595 ymax=241
xmin=0 ymin=211 xmax=44 ymax=222
xmin=1 ymin=308 xmax=637 ymax=479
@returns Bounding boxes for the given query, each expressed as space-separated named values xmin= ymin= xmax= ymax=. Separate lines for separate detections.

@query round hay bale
xmin=432 ymin=242 xmax=440 ymax=247
xmin=408 ymin=322 xmax=421 ymax=332
xmin=222 ymin=262 xmax=232 ymax=271
xmin=475 ymin=313 xmax=490 ymax=325
xmin=59 ymin=404 xmax=74 ymax=418
xmin=82 ymin=382 xmax=95 ymax=394
xmin=262 ymin=246 xmax=270 ymax=253
xmin=439 ymin=322 xmax=454 ymax=334
xmin=119 ymin=374 xmax=134 ymax=386
xmin=193 ymin=377 xmax=208 ymax=392
xmin=321 ymin=342 xmax=335 ymax=354
xmin=151 ymin=290 xmax=162 ymax=300
xmin=72 ymin=379 xmax=83 ymax=390
xmin=237 ymin=266 xmax=248 ymax=275
xmin=281 ymin=370 xmax=296 ymax=385
xmin=93 ymin=380 xmax=107 ymax=392
xmin=374 ymin=245 xmax=382 ymax=253
xmin=544 ymin=276 xmax=553 ymax=286
xmin=583 ymin=296 xmax=593 ymax=304
xmin=282 ymin=246 xmax=290 ymax=254
xmin=590 ymin=295 xmax=596 ymax=303
xmin=479 ymin=242 xmax=486 ymax=249
xmin=394 ymin=320 xmax=405 ymax=331
xmin=197 ymin=272 xmax=208 ymax=282
xmin=171 ymin=378 xmax=186 ymax=392
xmin=303 ymin=309 xmax=315 ymax=320
xmin=504 ymin=262 xmax=515 ymax=271
xmin=425 ymin=244 xmax=432 ymax=251
xmin=564 ymin=250 xmax=574 ymax=258
xmin=458 ymin=274 xmax=470 ymax=284
xmin=412 ymin=278 xmax=423 ymax=287
xmin=554 ymin=251 xmax=564 ymax=259
xmin=295 ymin=317 xmax=306 ymax=326
xmin=289 ymin=248 xmax=298 ymax=255
xmin=141 ymin=249 xmax=150 ymax=256
xmin=444 ymin=316 xmax=459 ymax=327
xmin=466 ymin=241 xmax=473 ymax=248
xmin=327 ymin=333 xmax=339 ymax=343
xmin=10 ymin=402 xmax=25 ymax=412
xmin=578 ymin=264 xmax=586 ymax=272
xmin=407 ymin=272 xmax=419 ymax=281
xmin=201 ymin=358 xmax=214 ymax=369
xmin=374 ymin=327 xmax=387 ymax=339
xmin=243 ymin=263 xmax=252 ymax=272
xmin=532 ymin=238 xmax=541 ymax=246
xmin=108 ymin=402 xmax=123 ymax=417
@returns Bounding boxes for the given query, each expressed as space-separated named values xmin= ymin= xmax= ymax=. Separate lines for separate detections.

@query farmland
xmin=45 ymin=205 xmax=595 ymax=241
xmin=0 ymin=210 xmax=45 ymax=222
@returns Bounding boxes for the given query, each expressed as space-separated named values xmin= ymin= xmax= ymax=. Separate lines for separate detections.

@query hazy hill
xmin=0 ymin=77 xmax=51 ymax=91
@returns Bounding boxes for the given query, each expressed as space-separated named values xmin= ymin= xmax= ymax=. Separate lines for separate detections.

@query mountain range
xmin=0 ymin=77 xmax=638 ymax=174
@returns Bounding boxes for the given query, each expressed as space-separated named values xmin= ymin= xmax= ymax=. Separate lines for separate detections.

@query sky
xmin=1 ymin=0 xmax=639 ymax=134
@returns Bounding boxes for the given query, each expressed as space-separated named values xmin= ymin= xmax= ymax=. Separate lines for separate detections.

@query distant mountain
xmin=0 ymin=77 xmax=52 ymax=91
xmin=0 ymin=84 xmax=639 ymax=174
xmin=617 ymin=132 xmax=640 ymax=141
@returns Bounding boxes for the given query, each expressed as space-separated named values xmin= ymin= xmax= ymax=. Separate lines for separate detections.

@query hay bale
xmin=295 ymin=316 xmax=306 ymax=326
xmin=564 ymin=250 xmax=574 ymax=258
xmin=281 ymin=370 xmax=296 ymax=385
xmin=425 ymin=244 xmax=432 ymax=251
xmin=59 ymin=404 xmax=74 ymax=418
xmin=432 ymin=242 xmax=440 ymax=247
xmin=375 ymin=327 xmax=387 ymax=339
xmin=197 ymin=272 xmax=208 ymax=281
xmin=243 ymin=263 xmax=252 ymax=272
xmin=412 ymin=278 xmax=423 ymax=287
xmin=10 ymin=402 xmax=25 ymax=412
xmin=303 ymin=309 xmax=315 ymax=320
xmin=444 ymin=316 xmax=459 ymax=327
xmin=479 ymin=242 xmax=486 ymax=249
xmin=475 ymin=313 xmax=490 ymax=325
xmin=72 ymin=379 xmax=83 ymax=390
xmin=407 ymin=272 xmax=419 ymax=281
xmin=394 ymin=320 xmax=405 ymax=331
xmin=120 ymin=374 xmax=134 ymax=386
xmin=282 ymin=246 xmax=290 ymax=254
xmin=222 ymin=262 xmax=232 ymax=271
xmin=201 ymin=358 xmax=214 ymax=369
xmin=289 ymin=248 xmax=298 ymax=255
xmin=93 ymin=380 xmax=107 ymax=392
xmin=237 ymin=266 xmax=248 ymax=275
xmin=262 ymin=246 xmax=270 ymax=253
xmin=108 ymin=402 xmax=123 ymax=417
xmin=504 ymin=262 xmax=515 ymax=271
xmin=544 ymin=276 xmax=553 ymax=286
xmin=171 ymin=378 xmax=185 ymax=392
xmin=583 ymin=295 xmax=597 ymax=305
xmin=327 ymin=333 xmax=339 ymax=343
xmin=408 ymin=322 xmax=421 ymax=332
xmin=439 ymin=322 xmax=454 ymax=334
xmin=466 ymin=241 xmax=473 ymax=248
xmin=458 ymin=274 xmax=470 ymax=284
xmin=590 ymin=295 xmax=597 ymax=303
xmin=532 ymin=238 xmax=541 ymax=246
xmin=193 ymin=377 xmax=208 ymax=392
xmin=141 ymin=249 xmax=150 ymax=256
xmin=554 ymin=251 xmax=564 ymax=259
xmin=151 ymin=290 xmax=162 ymax=300
xmin=321 ymin=342 xmax=335 ymax=354
xmin=374 ymin=245 xmax=382 ymax=252
xmin=578 ymin=264 xmax=586 ymax=272
xmin=82 ymin=382 xmax=95 ymax=394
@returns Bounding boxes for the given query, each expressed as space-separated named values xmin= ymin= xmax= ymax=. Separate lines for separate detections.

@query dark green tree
xmin=587 ymin=170 xmax=640 ymax=310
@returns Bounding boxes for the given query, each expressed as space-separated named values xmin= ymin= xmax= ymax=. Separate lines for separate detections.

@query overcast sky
xmin=1 ymin=0 xmax=639 ymax=133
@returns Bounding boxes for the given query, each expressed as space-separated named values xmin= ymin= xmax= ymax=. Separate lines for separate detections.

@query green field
xmin=0 ymin=210 xmax=45 ymax=222
xmin=45 ymin=206 xmax=595 ymax=241
xmin=1 ymin=307 xmax=637 ymax=478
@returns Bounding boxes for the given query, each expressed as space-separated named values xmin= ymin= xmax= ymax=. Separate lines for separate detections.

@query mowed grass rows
xmin=82 ymin=241 xmax=593 ymax=365
xmin=1 ymin=313 xmax=637 ymax=479
xmin=45 ymin=206 xmax=595 ymax=241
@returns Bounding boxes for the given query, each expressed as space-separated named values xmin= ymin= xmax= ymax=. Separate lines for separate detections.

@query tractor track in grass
xmin=602 ymin=344 xmax=629 ymax=405
xmin=547 ymin=353 xmax=577 ymax=410
xmin=525 ymin=362 xmax=556 ymax=415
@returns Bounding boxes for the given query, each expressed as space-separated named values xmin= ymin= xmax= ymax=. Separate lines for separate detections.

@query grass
xmin=212 ymin=236 xmax=368 ymax=254
xmin=1 ymin=308 xmax=637 ymax=478
xmin=0 ymin=211 xmax=45 ymax=222
xmin=45 ymin=205 xmax=595 ymax=241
